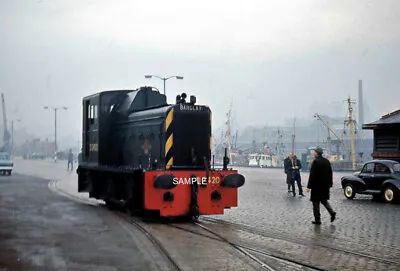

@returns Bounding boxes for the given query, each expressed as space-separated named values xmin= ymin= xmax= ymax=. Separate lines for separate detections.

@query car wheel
xmin=383 ymin=185 xmax=396 ymax=203
xmin=344 ymin=184 xmax=356 ymax=199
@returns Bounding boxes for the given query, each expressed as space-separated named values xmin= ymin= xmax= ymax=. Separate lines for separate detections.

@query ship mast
xmin=291 ymin=117 xmax=296 ymax=154
xmin=263 ymin=126 xmax=269 ymax=154
xmin=326 ymin=128 xmax=332 ymax=156
xmin=225 ymin=102 xmax=232 ymax=161
xmin=276 ymin=128 xmax=283 ymax=156
xmin=344 ymin=97 xmax=357 ymax=170
xmin=234 ymin=130 xmax=238 ymax=149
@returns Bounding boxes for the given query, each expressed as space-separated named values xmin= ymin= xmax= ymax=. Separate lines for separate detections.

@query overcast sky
xmin=1 ymin=0 xmax=400 ymax=144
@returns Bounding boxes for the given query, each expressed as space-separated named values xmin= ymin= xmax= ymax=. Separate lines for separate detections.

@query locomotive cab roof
xmin=83 ymin=87 xmax=206 ymax=116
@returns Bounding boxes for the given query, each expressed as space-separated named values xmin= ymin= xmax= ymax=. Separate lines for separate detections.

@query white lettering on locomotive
xmin=173 ymin=177 xmax=208 ymax=185
xmin=179 ymin=104 xmax=203 ymax=111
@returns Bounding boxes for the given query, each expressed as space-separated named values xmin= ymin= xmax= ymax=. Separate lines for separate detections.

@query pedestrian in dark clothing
xmin=67 ymin=149 xmax=74 ymax=172
xmin=292 ymin=155 xmax=304 ymax=196
xmin=284 ymin=153 xmax=294 ymax=193
xmin=306 ymin=147 xmax=336 ymax=225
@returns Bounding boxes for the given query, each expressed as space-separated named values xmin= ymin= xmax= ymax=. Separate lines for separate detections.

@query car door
xmin=373 ymin=163 xmax=392 ymax=190
xmin=358 ymin=162 xmax=375 ymax=190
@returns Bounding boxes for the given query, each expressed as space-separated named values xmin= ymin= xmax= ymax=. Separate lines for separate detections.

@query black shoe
xmin=312 ymin=221 xmax=321 ymax=225
xmin=293 ymin=192 xmax=296 ymax=197
xmin=299 ymin=193 xmax=305 ymax=196
xmin=331 ymin=212 xmax=336 ymax=223
xmin=288 ymin=190 xmax=291 ymax=193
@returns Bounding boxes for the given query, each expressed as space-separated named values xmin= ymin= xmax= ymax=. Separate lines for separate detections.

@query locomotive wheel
xmin=105 ymin=199 xmax=119 ymax=210
xmin=191 ymin=206 xmax=200 ymax=221
xmin=175 ymin=215 xmax=195 ymax=223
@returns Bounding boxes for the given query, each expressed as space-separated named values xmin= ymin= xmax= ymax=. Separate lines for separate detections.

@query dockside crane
xmin=344 ymin=97 xmax=358 ymax=170
xmin=314 ymin=113 xmax=354 ymax=164
xmin=1 ymin=93 xmax=10 ymax=153
xmin=224 ymin=101 xmax=232 ymax=161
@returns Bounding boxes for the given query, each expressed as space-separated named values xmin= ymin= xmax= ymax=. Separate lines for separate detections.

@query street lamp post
xmin=11 ymin=119 xmax=21 ymax=157
xmin=44 ymin=106 xmax=68 ymax=158
xmin=144 ymin=75 xmax=184 ymax=96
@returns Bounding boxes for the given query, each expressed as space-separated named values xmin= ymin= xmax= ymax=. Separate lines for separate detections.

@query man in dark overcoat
xmin=306 ymin=147 xmax=336 ymax=224
xmin=292 ymin=155 xmax=304 ymax=196
xmin=284 ymin=152 xmax=294 ymax=193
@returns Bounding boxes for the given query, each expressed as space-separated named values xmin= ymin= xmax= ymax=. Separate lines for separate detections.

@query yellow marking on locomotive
xmin=166 ymin=157 xmax=173 ymax=169
xmin=165 ymin=108 xmax=174 ymax=131
xmin=165 ymin=134 xmax=173 ymax=155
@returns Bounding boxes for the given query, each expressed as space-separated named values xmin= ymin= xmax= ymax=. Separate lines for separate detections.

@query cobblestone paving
xmin=207 ymin=167 xmax=400 ymax=270
xmin=13 ymin=159 xmax=400 ymax=270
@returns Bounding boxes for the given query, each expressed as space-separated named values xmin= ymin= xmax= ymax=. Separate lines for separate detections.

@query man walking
xmin=67 ymin=149 xmax=74 ymax=172
xmin=306 ymin=147 xmax=336 ymax=225
xmin=284 ymin=152 xmax=294 ymax=193
xmin=292 ymin=155 xmax=304 ymax=196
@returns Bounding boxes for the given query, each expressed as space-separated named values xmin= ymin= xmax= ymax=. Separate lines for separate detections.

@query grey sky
xmin=1 ymin=0 xmax=400 ymax=145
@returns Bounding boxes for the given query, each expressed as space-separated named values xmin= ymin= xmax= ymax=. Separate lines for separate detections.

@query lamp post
xmin=44 ymin=106 xmax=67 ymax=158
xmin=11 ymin=119 xmax=21 ymax=157
xmin=144 ymin=75 xmax=183 ymax=96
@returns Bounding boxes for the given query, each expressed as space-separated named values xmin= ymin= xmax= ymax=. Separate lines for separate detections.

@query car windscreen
xmin=393 ymin=163 xmax=400 ymax=173
xmin=0 ymin=154 xmax=9 ymax=160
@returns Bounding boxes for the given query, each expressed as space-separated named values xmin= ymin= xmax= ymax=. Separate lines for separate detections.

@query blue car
xmin=341 ymin=160 xmax=400 ymax=203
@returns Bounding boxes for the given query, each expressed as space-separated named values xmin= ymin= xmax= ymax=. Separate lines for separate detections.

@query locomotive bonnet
xmin=82 ymin=86 xmax=211 ymax=170
xmin=78 ymin=86 xmax=245 ymax=219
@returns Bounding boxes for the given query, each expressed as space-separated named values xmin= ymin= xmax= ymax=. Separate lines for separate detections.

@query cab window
xmin=374 ymin=163 xmax=391 ymax=173
xmin=361 ymin=163 xmax=374 ymax=173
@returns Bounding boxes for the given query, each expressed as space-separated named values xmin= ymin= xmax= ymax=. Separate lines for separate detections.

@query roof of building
xmin=362 ymin=109 xmax=400 ymax=129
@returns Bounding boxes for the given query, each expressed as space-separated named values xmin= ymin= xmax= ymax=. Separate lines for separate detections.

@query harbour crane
xmin=314 ymin=113 xmax=352 ymax=158
xmin=1 ymin=93 xmax=10 ymax=153
xmin=225 ymin=102 xmax=232 ymax=161
xmin=343 ymin=97 xmax=358 ymax=170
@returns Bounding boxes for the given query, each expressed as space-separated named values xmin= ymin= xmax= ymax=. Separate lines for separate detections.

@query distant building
xmin=363 ymin=109 xmax=400 ymax=162
xmin=18 ymin=138 xmax=55 ymax=158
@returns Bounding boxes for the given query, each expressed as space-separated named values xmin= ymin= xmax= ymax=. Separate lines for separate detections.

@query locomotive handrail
xmin=169 ymin=165 xmax=206 ymax=170
xmin=204 ymin=156 xmax=210 ymax=186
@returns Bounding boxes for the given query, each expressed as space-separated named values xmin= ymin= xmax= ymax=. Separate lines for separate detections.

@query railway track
xmin=201 ymin=217 xmax=400 ymax=267
xmin=48 ymin=179 xmax=399 ymax=270
xmin=48 ymin=180 xmax=183 ymax=271
xmin=48 ymin=180 xmax=295 ymax=270
xmin=167 ymin=222 xmax=325 ymax=271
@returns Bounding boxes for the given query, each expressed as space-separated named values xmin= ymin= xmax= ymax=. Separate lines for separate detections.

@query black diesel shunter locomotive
xmin=77 ymin=86 xmax=245 ymax=219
